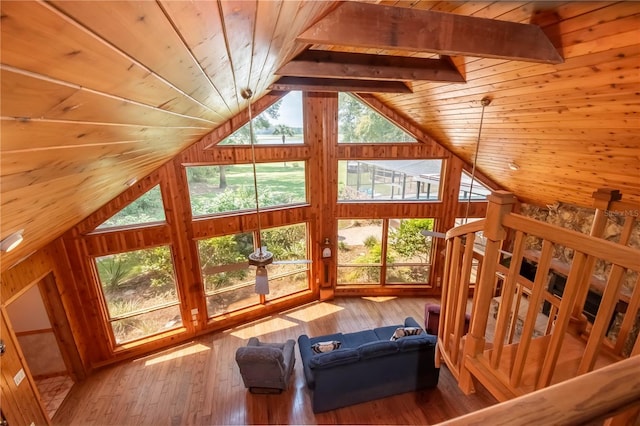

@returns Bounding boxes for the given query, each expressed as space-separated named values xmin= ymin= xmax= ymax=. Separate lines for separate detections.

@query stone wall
xmin=518 ymin=201 xmax=640 ymax=355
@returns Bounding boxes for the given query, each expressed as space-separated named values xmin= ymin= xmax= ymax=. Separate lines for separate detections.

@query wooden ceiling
xmin=1 ymin=1 xmax=638 ymax=270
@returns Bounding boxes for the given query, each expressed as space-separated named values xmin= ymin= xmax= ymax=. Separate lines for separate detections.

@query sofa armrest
xmin=282 ymin=339 xmax=296 ymax=372
xmin=404 ymin=316 xmax=423 ymax=329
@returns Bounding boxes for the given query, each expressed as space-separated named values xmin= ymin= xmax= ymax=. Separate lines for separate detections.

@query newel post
xmin=458 ymin=191 xmax=516 ymax=394
xmin=572 ymin=189 xmax=623 ymax=320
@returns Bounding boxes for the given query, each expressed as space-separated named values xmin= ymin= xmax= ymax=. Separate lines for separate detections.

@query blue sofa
xmin=298 ymin=317 xmax=440 ymax=413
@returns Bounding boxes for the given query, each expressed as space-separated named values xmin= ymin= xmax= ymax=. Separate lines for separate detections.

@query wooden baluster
xmin=451 ymin=232 xmax=475 ymax=366
xmin=459 ymin=191 xmax=516 ymax=394
xmin=573 ymin=189 xmax=622 ymax=321
xmin=510 ymin=239 xmax=554 ymax=388
xmin=436 ymin=238 xmax=455 ymax=368
xmin=491 ymin=231 xmax=525 ymax=368
xmin=537 ymin=251 xmax=589 ymax=389
xmin=443 ymin=237 xmax=463 ymax=359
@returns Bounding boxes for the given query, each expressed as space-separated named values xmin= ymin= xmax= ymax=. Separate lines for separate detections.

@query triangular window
xmin=219 ymin=91 xmax=304 ymax=145
xmin=96 ymin=185 xmax=166 ymax=229
xmin=338 ymin=93 xmax=416 ymax=143
xmin=459 ymin=171 xmax=492 ymax=200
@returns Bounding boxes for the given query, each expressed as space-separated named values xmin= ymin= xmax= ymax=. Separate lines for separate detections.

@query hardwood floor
xmin=53 ymin=296 xmax=497 ymax=425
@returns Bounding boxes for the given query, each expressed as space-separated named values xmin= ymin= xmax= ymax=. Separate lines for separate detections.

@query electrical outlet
xmin=14 ymin=368 xmax=25 ymax=386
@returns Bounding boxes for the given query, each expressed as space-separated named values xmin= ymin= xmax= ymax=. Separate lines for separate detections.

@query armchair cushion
xmin=235 ymin=338 xmax=296 ymax=393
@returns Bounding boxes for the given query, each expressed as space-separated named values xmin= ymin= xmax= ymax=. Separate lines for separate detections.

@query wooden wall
xmin=0 ymin=90 xmax=492 ymax=422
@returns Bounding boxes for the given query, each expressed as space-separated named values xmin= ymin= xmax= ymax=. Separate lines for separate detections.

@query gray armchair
xmin=235 ymin=337 xmax=296 ymax=393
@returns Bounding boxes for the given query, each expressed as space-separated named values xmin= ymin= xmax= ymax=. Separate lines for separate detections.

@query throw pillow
xmin=390 ymin=327 xmax=423 ymax=341
xmin=311 ymin=340 xmax=342 ymax=354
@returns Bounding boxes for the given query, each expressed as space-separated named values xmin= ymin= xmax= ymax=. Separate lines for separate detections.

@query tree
xmin=388 ymin=219 xmax=435 ymax=263
xmin=273 ymin=124 xmax=295 ymax=143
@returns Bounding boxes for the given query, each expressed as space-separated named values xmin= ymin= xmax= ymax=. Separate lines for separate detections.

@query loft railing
xmin=437 ymin=189 xmax=640 ymax=424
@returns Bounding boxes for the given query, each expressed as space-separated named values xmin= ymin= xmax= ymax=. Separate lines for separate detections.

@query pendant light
xmin=241 ymin=88 xmax=273 ymax=295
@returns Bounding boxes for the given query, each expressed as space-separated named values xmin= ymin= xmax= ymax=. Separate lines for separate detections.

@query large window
xmin=95 ymin=246 xmax=182 ymax=344
xmin=198 ymin=223 xmax=309 ymax=317
xmin=96 ymin=185 xmax=166 ymax=230
xmin=219 ymin=91 xmax=304 ymax=145
xmin=338 ymin=93 xmax=416 ymax=143
xmin=338 ymin=160 xmax=442 ymax=201
xmin=337 ymin=218 xmax=434 ymax=286
xmin=459 ymin=171 xmax=491 ymax=200
xmin=187 ymin=162 xmax=306 ymax=216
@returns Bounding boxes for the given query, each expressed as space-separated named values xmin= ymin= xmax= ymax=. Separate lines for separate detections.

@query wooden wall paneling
xmin=0 ymin=67 xmax=215 ymax=129
xmin=163 ymin=160 xmax=204 ymax=334
xmin=305 ymin=92 xmax=338 ymax=297
xmin=50 ymin=0 xmax=229 ymax=121
xmin=38 ymin=273 xmax=86 ymax=381
xmin=432 ymin=156 xmax=465 ymax=288
xmin=336 ymin=202 xmax=448 ymax=219
xmin=61 ymin=231 xmax=115 ymax=365
xmin=0 ymin=310 xmax=49 ymax=426
xmin=82 ymin=225 xmax=172 ymax=257
xmin=0 ymin=1 xmax=217 ymax=121
xmin=158 ymin=0 xmax=237 ymax=113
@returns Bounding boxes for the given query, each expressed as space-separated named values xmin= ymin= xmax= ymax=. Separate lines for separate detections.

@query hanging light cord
xmin=464 ymin=96 xmax=491 ymax=224
xmin=241 ymin=88 xmax=264 ymax=254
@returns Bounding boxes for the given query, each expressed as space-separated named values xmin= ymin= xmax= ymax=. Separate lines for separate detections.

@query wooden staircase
xmin=436 ymin=188 xmax=640 ymax=423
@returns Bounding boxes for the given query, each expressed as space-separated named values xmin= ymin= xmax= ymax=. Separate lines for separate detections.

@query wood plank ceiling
xmin=1 ymin=1 xmax=638 ymax=271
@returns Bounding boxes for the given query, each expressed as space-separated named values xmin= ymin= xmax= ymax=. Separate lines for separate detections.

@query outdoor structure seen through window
xmin=94 ymin=246 xmax=182 ymax=344
xmin=96 ymin=185 xmax=166 ymax=230
xmin=219 ymin=91 xmax=304 ymax=145
xmin=198 ymin=223 xmax=309 ymax=317
xmin=338 ymin=93 xmax=416 ymax=143
xmin=337 ymin=218 xmax=435 ymax=286
xmin=187 ymin=162 xmax=306 ymax=217
xmin=459 ymin=171 xmax=492 ymax=200
xmin=338 ymin=159 xmax=442 ymax=201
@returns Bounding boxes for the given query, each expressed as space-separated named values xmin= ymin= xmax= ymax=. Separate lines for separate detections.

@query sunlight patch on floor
xmin=142 ymin=342 xmax=211 ymax=366
xmin=285 ymin=302 xmax=344 ymax=322
xmin=362 ymin=296 xmax=397 ymax=303
xmin=230 ymin=317 xmax=299 ymax=339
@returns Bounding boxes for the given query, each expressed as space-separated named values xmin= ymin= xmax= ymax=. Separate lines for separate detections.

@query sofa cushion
xmin=341 ymin=330 xmax=379 ymax=348
xmin=311 ymin=340 xmax=342 ymax=354
xmin=357 ymin=340 xmax=398 ymax=359
xmin=397 ymin=334 xmax=437 ymax=352
xmin=390 ymin=326 xmax=423 ymax=341
xmin=309 ymin=348 xmax=360 ymax=369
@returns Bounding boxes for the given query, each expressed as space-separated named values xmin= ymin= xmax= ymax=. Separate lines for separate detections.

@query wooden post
xmin=572 ymin=189 xmax=622 ymax=320
xmin=458 ymin=191 xmax=516 ymax=394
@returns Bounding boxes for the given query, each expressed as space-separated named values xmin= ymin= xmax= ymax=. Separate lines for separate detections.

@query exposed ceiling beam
xmin=276 ymin=50 xmax=465 ymax=83
xmin=298 ymin=2 xmax=563 ymax=64
xmin=269 ymin=77 xmax=413 ymax=93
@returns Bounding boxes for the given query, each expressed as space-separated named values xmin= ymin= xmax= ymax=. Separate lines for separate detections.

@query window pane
xmin=206 ymin=288 xmax=259 ymax=317
xmin=337 ymin=266 xmax=381 ymax=284
xmin=338 ymin=160 xmax=441 ymax=201
xmin=96 ymin=185 xmax=166 ymax=229
xmin=187 ymin=162 xmax=306 ymax=216
xmin=219 ymin=92 xmax=304 ymax=145
xmin=198 ymin=233 xmax=256 ymax=317
xmin=95 ymin=246 xmax=181 ymax=344
xmin=338 ymin=93 xmax=416 ymax=143
xmin=386 ymin=218 xmax=434 ymax=263
xmin=386 ymin=265 xmax=430 ymax=284
xmin=262 ymin=223 xmax=310 ymax=300
xmin=459 ymin=171 xmax=491 ymax=200
xmin=110 ymin=305 xmax=182 ymax=344
xmin=337 ymin=219 xmax=383 ymax=285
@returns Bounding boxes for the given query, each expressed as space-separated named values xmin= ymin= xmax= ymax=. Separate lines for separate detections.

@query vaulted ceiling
xmin=1 ymin=1 xmax=638 ymax=270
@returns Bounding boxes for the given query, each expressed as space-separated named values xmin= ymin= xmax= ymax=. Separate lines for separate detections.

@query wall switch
xmin=14 ymin=368 xmax=26 ymax=386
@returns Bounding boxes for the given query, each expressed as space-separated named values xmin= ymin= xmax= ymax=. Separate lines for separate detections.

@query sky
xmin=272 ymin=91 xmax=303 ymax=128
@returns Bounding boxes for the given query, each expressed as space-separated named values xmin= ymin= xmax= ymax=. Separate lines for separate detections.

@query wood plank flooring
xmin=53 ymin=296 xmax=497 ymax=425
